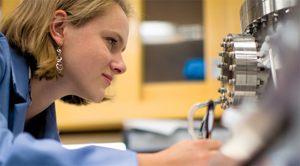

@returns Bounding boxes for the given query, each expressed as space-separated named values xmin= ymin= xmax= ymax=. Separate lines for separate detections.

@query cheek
xmin=80 ymin=49 xmax=111 ymax=73
xmin=62 ymin=35 xmax=111 ymax=73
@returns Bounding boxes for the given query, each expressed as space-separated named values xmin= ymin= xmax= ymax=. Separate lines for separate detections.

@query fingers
xmin=208 ymin=153 xmax=241 ymax=166
xmin=207 ymin=150 xmax=220 ymax=158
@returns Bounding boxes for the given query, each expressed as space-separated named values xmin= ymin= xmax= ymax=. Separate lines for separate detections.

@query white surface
xmin=124 ymin=119 xmax=201 ymax=136
xmin=62 ymin=142 xmax=126 ymax=151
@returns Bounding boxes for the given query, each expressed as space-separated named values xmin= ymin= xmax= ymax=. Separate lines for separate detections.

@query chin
xmin=88 ymin=95 xmax=105 ymax=103
xmin=60 ymin=95 xmax=90 ymax=106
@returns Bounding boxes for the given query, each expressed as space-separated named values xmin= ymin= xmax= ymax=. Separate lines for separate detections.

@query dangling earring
xmin=56 ymin=46 xmax=63 ymax=74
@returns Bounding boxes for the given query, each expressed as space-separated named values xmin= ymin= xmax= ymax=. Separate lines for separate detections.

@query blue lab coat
xmin=0 ymin=33 xmax=138 ymax=165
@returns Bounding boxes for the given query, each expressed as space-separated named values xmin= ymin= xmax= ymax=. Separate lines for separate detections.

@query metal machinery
xmin=188 ymin=0 xmax=298 ymax=140
xmin=217 ymin=0 xmax=297 ymax=109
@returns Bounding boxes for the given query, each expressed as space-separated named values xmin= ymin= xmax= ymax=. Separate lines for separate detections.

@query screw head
xmin=229 ymin=79 xmax=236 ymax=85
xmin=217 ymin=62 xmax=227 ymax=69
xmin=228 ymin=91 xmax=235 ymax=97
xmin=229 ymin=64 xmax=236 ymax=71
xmin=218 ymin=96 xmax=226 ymax=103
xmin=218 ymin=88 xmax=227 ymax=93
xmin=223 ymin=36 xmax=233 ymax=42
xmin=227 ymin=42 xmax=234 ymax=48
xmin=220 ymin=42 xmax=226 ymax=47
xmin=257 ymin=79 xmax=262 ymax=85
xmin=229 ymin=52 xmax=235 ymax=58
xmin=217 ymin=75 xmax=228 ymax=81
xmin=218 ymin=51 xmax=226 ymax=57
xmin=228 ymin=98 xmax=233 ymax=105
xmin=245 ymin=28 xmax=252 ymax=34
xmin=273 ymin=13 xmax=279 ymax=22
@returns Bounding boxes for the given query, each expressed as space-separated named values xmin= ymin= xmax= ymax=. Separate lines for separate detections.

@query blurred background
xmin=1 ymin=0 xmax=243 ymax=152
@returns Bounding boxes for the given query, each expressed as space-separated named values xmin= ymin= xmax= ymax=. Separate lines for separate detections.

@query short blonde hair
xmin=1 ymin=0 xmax=132 ymax=105
xmin=1 ymin=0 xmax=132 ymax=80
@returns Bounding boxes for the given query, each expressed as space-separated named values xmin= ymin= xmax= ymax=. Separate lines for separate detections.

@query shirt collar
xmin=10 ymin=47 xmax=29 ymax=101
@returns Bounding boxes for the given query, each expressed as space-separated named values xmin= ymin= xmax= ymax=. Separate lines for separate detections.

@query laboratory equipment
xmin=188 ymin=0 xmax=298 ymax=140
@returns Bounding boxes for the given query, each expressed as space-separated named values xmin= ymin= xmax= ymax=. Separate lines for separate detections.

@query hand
xmin=138 ymin=139 xmax=222 ymax=166
xmin=208 ymin=153 xmax=241 ymax=166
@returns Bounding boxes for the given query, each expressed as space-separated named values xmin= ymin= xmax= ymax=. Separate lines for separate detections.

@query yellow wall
xmin=2 ymin=0 xmax=244 ymax=132
xmin=1 ymin=0 xmax=22 ymax=19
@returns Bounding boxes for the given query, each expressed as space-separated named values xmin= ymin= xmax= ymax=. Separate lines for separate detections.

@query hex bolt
xmin=245 ymin=29 xmax=251 ymax=34
xmin=218 ymin=88 xmax=227 ymax=93
xmin=217 ymin=62 xmax=227 ymax=69
xmin=218 ymin=97 xmax=222 ymax=103
xmin=227 ymin=42 xmax=234 ymax=48
xmin=229 ymin=52 xmax=235 ymax=58
xmin=220 ymin=96 xmax=228 ymax=104
xmin=229 ymin=64 xmax=236 ymax=71
xmin=218 ymin=51 xmax=226 ymax=57
xmin=228 ymin=91 xmax=235 ymax=97
xmin=252 ymin=23 xmax=258 ymax=33
xmin=273 ymin=13 xmax=278 ymax=22
xmin=261 ymin=18 xmax=267 ymax=27
xmin=218 ymin=96 xmax=226 ymax=103
xmin=228 ymin=98 xmax=233 ymax=105
xmin=217 ymin=63 xmax=222 ymax=68
xmin=223 ymin=36 xmax=233 ymax=42
xmin=257 ymin=79 xmax=261 ymax=85
xmin=222 ymin=37 xmax=226 ymax=42
xmin=220 ymin=42 xmax=226 ymax=47
xmin=225 ymin=100 xmax=229 ymax=106
xmin=229 ymin=79 xmax=236 ymax=85
xmin=217 ymin=75 xmax=228 ymax=81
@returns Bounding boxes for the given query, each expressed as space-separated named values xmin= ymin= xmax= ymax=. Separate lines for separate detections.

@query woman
xmin=0 ymin=0 xmax=221 ymax=165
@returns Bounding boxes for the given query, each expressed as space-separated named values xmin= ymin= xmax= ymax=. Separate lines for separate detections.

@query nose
xmin=111 ymin=54 xmax=127 ymax=75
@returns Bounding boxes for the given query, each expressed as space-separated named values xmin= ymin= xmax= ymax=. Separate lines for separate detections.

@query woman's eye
xmin=108 ymin=38 xmax=117 ymax=46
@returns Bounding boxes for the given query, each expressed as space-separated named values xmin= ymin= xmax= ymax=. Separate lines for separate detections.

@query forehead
xmin=88 ymin=4 xmax=129 ymax=37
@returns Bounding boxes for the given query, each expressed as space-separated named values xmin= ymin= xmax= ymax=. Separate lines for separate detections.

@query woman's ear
xmin=49 ymin=10 xmax=68 ymax=46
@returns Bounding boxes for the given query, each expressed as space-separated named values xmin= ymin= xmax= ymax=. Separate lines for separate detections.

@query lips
xmin=102 ymin=73 xmax=113 ymax=85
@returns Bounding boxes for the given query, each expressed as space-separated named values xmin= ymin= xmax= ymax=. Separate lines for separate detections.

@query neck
xmin=25 ymin=76 xmax=67 ymax=123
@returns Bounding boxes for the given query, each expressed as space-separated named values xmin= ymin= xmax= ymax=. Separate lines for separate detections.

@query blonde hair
xmin=1 ymin=0 xmax=132 ymax=105
xmin=1 ymin=0 xmax=132 ymax=79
